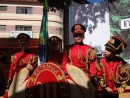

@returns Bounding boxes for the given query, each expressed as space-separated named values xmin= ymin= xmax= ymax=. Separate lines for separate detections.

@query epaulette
xmin=28 ymin=55 xmax=38 ymax=64
xmin=88 ymin=48 xmax=97 ymax=61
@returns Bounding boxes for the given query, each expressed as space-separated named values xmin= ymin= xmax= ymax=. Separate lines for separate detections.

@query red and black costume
xmin=49 ymin=50 xmax=63 ymax=66
xmin=97 ymin=35 xmax=129 ymax=98
xmin=4 ymin=33 xmax=37 ymax=98
xmin=98 ymin=56 xmax=127 ymax=89
xmin=62 ymin=24 xmax=99 ymax=77
xmin=48 ymin=36 xmax=63 ymax=66
xmin=8 ymin=51 xmax=37 ymax=82
xmin=62 ymin=43 xmax=98 ymax=77
xmin=97 ymin=56 xmax=129 ymax=98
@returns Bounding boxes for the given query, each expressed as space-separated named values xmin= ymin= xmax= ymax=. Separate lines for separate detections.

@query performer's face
xmin=19 ymin=42 xmax=29 ymax=52
xmin=73 ymin=33 xmax=84 ymax=44
xmin=50 ymin=41 xmax=60 ymax=51
xmin=104 ymin=47 xmax=114 ymax=58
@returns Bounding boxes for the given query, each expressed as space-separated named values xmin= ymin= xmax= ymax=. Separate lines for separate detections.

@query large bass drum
xmin=25 ymin=62 xmax=70 ymax=98
xmin=7 ymin=62 xmax=96 ymax=98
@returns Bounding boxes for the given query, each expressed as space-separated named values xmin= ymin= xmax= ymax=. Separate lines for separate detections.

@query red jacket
xmin=48 ymin=50 xmax=63 ymax=66
xmin=98 ymin=56 xmax=127 ymax=90
xmin=62 ymin=43 xmax=98 ymax=76
xmin=8 ymin=52 xmax=37 ymax=81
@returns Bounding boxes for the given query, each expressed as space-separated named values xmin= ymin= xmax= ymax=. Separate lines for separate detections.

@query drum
xmin=119 ymin=86 xmax=130 ymax=98
xmin=25 ymin=62 xmax=70 ymax=98
xmin=8 ymin=68 xmax=29 ymax=98
xmin=66 ymin=63 xmax=95 ymax=98
xmin=119 ymin=93 xmax=130 ymax=98
xmin=8 ymin=62 xmax=96 ymax=98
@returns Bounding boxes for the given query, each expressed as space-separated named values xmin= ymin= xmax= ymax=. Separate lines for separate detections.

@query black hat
xmin=17 ymin=33 xmax=30 ymax=43
xmin=71 ymin=24 xmax=86 ymax=34
xmin=105 ymin=35 xmax=127 ymax=54
xmin=50 ymin=36 xmax=61 ymax=42
xmin=49 ymin=36 xmax=61 ymax=45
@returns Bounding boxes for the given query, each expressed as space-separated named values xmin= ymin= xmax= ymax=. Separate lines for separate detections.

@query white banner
xmin=10 ymin=31 xmax=32 ymax=38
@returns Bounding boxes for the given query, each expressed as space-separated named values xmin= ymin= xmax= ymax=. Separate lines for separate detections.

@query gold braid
xmin=22 ymin=56 xmax=38 ymax=64
xmin=99 ymin=62 xmax=107 ymax=88
xmin=112 ymin=67 xmax=129 ymax=84
xmin=111 ymin=65 xmax=129 ymax=93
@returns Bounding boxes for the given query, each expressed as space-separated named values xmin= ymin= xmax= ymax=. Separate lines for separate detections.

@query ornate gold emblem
xmin=57 ymin=75 xmax=64 ymax=81
xmin=75 ymin=25 xmax=81 ymax=30
xmin=108 ymin=38 xmax=115 ymax=44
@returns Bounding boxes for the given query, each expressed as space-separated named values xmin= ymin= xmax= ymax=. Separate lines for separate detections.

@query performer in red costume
xmin=48 ymin=36 xmax=63 ymax=67
xmin=62 ymin=24 xmax=99 ymax=78
xmin=3 ymin=33 xmax=37 ymax=98
xmin=97 ymin=35 xmax=129 ymax=98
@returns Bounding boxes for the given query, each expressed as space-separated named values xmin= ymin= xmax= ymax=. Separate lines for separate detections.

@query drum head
xmin=119 ymin=93 xmax=130 ymax=98
xmin=8 ymin=68 xmax=29 ymax=98
xmin=66 ymin=64 xmax=95 ymax=98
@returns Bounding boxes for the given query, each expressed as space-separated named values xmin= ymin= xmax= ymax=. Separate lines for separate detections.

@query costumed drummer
xmin=62 ymin=23 xmax=99 ymax=78
xmin=97 ymin=35 xmax=130 ymax=98
xmin=3 ymin=33 xmax=38 ymax=98
xmin=48 ymin=36 xmax=63 ymax=66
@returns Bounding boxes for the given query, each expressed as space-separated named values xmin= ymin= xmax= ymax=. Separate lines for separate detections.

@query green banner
xmin=38 ymin=0 xmax=49 ymax=64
